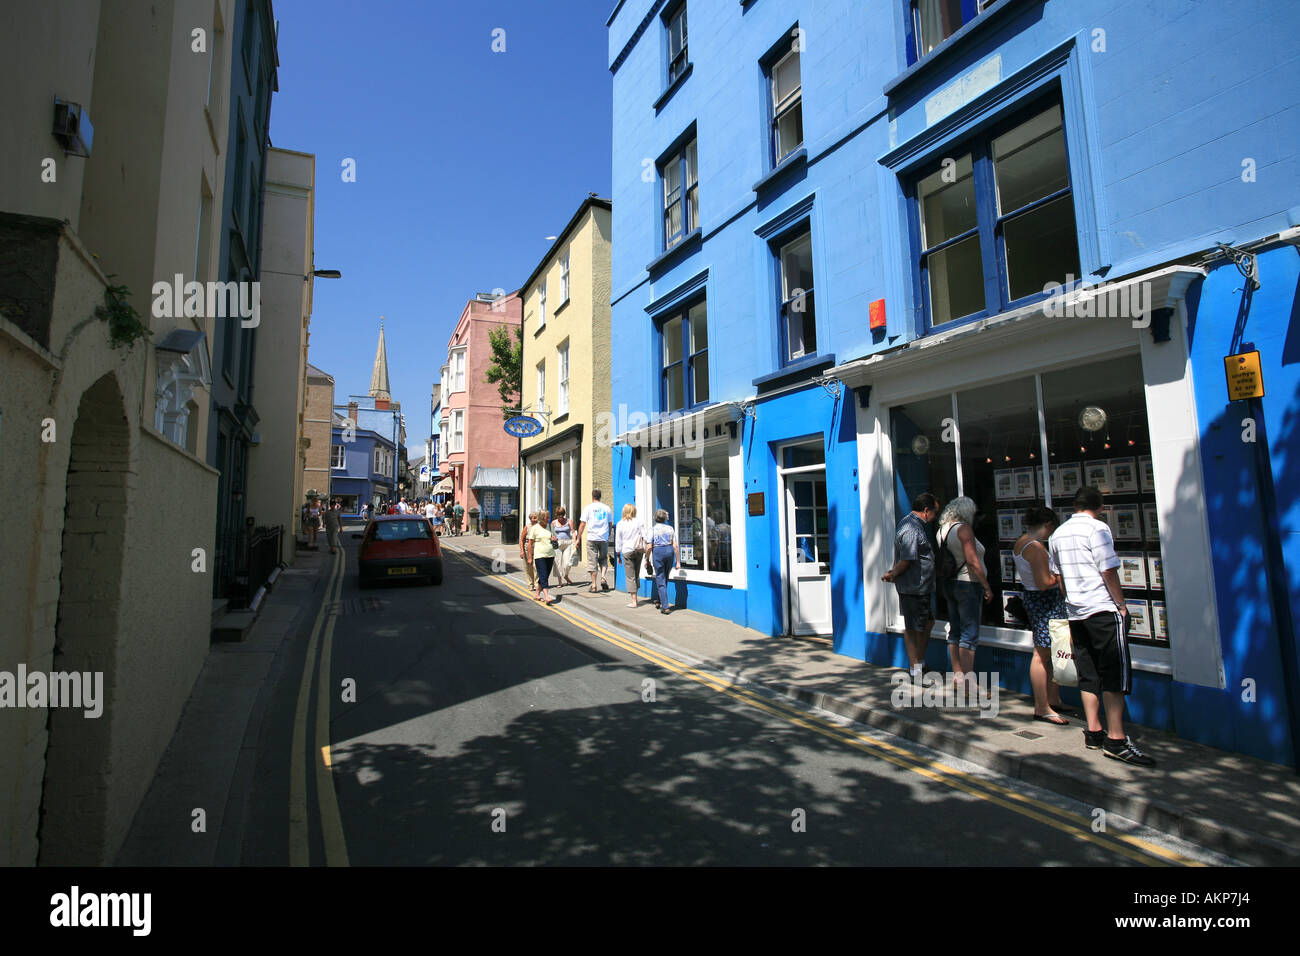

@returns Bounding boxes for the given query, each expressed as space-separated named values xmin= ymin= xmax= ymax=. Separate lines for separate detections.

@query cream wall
xmin=247 ymin=148 xmax=315 ymax=563
xmin=0 ymin=0 xmax=230 ymax=865
xmin=521 ymin=203 xmax=613 ymax=527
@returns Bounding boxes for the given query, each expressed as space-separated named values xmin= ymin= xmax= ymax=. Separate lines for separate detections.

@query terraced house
xmin=606 ymin=0 xmax=1300 ymax=765
xmin=520 ymin=196 xmax=614 ymax=530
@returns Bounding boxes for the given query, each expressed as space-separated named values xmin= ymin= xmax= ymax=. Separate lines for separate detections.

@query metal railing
xmin=214 ymin=524 xmax=283 ymax=609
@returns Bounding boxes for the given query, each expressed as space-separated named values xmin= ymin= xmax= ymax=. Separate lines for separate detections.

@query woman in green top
xmin=527 ymin=509 xmax=559 ymax=604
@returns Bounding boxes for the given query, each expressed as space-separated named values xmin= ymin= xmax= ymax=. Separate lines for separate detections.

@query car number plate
xmin=388 ymin=566 xmax=417 ymax=575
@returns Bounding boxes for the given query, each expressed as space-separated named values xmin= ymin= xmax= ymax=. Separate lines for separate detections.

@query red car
xmin=355 ymin=515 xmax=443 ymax=587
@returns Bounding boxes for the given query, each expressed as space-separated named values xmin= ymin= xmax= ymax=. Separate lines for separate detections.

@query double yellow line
xmin=289 ymin=548 xmax=350 ymax=866
xmin=448 ymin=548 xmax=1204 ymax=867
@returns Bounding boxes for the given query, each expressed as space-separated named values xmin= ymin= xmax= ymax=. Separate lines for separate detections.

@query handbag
xmin=1048 ymin=618 xmax=1078 ymax=687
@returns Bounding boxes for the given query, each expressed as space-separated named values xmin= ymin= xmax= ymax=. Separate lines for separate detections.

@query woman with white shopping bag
xmin=1012 ymin=506 xmax=1075 ymax=725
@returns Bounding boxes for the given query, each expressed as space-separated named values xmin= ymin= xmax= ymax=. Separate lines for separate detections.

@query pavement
xmin=440 ymin=529 xmax=1300 ymax=867
xmin=117 ymin=524 xmax=1300 ymax=866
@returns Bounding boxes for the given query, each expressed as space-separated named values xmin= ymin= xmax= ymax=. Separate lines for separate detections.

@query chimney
xmin=348 ymin=401 xmax=358 ymax=422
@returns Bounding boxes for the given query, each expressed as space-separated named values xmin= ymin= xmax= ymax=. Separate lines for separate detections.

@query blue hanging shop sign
xmin=504 ymin=415 xmax=543 ymax=438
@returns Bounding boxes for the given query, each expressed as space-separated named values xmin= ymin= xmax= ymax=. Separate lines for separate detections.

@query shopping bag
xmin=1048 ymin=619 xmax=1078 ymax=687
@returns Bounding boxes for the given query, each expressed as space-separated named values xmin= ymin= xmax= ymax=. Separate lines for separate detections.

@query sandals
xmin=1033 ymin=713 xmax=1069 ymax=726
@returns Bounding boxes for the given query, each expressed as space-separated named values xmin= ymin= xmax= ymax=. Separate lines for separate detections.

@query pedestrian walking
xmin=936 ymin=496 xmax=992 ymax=683
xmin=1013 ymin=506 xmax=1072 ymax=725
xmin=527 ymin=509 xmax=558 ymax=604
xmin=647 ymin=508 xmax=679 ymax=614
xmin=453 ymin=502 xmax=465 ymax=536
xmin=1048 ymin=487 xmax=1155 ymax=766
xmin=550 ymin=507 xmax=576 ymax=585
xmin=306 ymin=497 xmax=322 ymax=548
xmin=577 ymin=488 xmax=615 ymax=592
xmin=323 ymin=499 xmax=343 ymax=554
xmin=519 ymin=511 xmax=538 ymax=593
xmin=614 ymin=503 xmax=647 ymax=608
xmin=882 ymin=492 xmax=941 ymax=687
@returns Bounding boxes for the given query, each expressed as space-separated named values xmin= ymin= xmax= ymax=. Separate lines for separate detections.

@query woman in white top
xmin=614 ymin=504 xmax=647 ymax=608
xmin=936 ymin=496 xmax=992 ymax=680
xmin=1013 ymin=506 xmax=1072 ymax=724
xmin=551 ymin=506 xmax=576 ymax=586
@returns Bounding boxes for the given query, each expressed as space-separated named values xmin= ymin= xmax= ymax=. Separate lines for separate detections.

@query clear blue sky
xmin=269 ymin=0 xmax=613 ymax=456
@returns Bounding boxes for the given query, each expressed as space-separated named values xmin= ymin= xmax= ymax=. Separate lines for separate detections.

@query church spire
xmin=369 ymin=318 xmax=391 ymax=401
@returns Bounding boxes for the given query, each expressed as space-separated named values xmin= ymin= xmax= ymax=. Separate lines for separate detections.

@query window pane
xmin=926 ymin=234 xmax=984 ymax=324
xmin=891 ymin=395 xmax=958 ymax=621
xmin=1003 ymin=194 xmax=1079 ymax=301
xmin=653 ymin=455 xmax=674 ymax=522
xmin=993 ymin=104 xmax=1068 ymax=215
xmin=780 ymin=233 xmax=814 ymax=300
xmin=956 ymin=376 xmax=1041 ymax=627
xmin=664 ymin=364 xmax=685 ymax=411
xmin=677 ymin=458 xmax=704 ymax=569
xmin=686 ymin=183 xmax=698 ymax=233
xmin=773 ymin=51 xmax=801 ymax=106
xmin=703 ymin=444 xmax=732 ymax=572
xmin=916 ymin=0 xmax=963 ymax=55
xmin=776 ymin=104 xmax=803 ymax=162
xmin=693 ymin=354 xmax=709 ymax=405
xmin=664 ymin=157 xmax=681 ymax=207
xmin=688 ymin=300 xmax=707 ymax=352
xmin=664 ymin=315 xmax=683 ymax=364
xmin=685 ymin=139 xmax=697 ymax=187
xmin=917 ymin=154 xmax=975 ymax=248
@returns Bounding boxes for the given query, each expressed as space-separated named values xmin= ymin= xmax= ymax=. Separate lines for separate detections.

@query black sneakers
xmin=1084 ymin=729 xmax=1105 ymax=750
xmin=1103 ymin=735 xmax=1157 ymax=767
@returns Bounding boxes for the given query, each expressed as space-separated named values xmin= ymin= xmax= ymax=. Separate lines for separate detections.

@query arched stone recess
xmin=36 ymin=372 xmax=131 ymax=865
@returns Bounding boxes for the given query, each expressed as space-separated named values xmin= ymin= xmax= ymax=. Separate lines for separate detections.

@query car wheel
xmin=427 ymin=561 xmax=443 ymax=586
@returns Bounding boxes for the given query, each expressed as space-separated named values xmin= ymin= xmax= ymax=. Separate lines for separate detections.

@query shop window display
xmin=651 ymin=444 xmax=732 ymax=573
xmin=890 ymin=354 xmax=1166 ymax=645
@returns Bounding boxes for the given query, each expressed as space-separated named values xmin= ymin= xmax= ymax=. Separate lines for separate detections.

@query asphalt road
xmin=241 ymin=531 xmax=1231 ymax=866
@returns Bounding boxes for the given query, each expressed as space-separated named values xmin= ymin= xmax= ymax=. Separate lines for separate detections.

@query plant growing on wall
xmin=484 ymin=324 xmax=523 ymax=418
xmin=95 ymin=279 xmax=151 ymax=350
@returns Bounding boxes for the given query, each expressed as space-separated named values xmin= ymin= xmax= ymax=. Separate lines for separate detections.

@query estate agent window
xmin=662 ymin=137 xmax=699 ymax=250
xmin=651 ymin=442 xmax=732 ymax=573
xmin=660 ymin=298 xmax=709 ymax=413
xmin=913 ymin=97 xmax=1078 ymax=330
xmin=890 ymin=354 xmax=1164 ymax=645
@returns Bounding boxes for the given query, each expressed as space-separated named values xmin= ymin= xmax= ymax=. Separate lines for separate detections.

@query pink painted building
xmin=437 ymin=292 xmax=522 ymax=529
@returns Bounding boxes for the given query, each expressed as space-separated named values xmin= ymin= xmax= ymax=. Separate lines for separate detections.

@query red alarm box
xmin=869 ymin=298 xmax=886 ymax=330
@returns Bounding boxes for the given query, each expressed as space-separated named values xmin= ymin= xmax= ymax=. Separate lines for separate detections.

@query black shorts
xmin=898 ymin=592 xmax=935 ymax=633
xmin=1069 ymin=611 xmax=1132 ymax=695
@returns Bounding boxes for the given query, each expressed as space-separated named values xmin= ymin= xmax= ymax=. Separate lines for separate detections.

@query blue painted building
xmin=607 ymin=0 xmax=1300 ymax=764
xmin=330 ymin=394 xmax=405 ymax=513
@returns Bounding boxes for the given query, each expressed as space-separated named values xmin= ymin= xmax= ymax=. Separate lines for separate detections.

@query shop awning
xmin=470 ymin=466 xmax=518 ymax=489
xmin=433 ymin=477 xmax=454 ymax=493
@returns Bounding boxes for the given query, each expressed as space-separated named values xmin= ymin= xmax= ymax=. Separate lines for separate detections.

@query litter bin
xmin=501 ymin=511 xmax=519 ymax=544
xmin=468 ymin=507 xmax=481 ymax=536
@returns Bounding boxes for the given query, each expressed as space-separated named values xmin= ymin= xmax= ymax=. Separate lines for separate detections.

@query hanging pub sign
xmin=1224 ymin=350 xmax=1265 ymax=402
xmin=504 ymin=415 xmax=543 ymax=438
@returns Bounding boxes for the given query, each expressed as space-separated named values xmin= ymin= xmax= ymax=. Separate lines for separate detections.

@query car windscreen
xmin=372 ymin=520 xmax=432 ymax=541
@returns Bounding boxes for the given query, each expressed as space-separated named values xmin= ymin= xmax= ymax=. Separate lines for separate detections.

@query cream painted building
xmin=247 ymin=148 xmax=317 ymax=564
xmin=520 ymin=197 xmax=613 ymax=540
xmin=0 ymin=1 xmax=234 ymax=865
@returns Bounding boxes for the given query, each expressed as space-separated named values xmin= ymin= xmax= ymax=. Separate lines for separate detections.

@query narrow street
xmin=234 ymin=531 xmax=1230 ymax=867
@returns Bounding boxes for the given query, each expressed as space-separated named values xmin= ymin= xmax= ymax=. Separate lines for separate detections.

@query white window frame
xmin=641 ymin=434 xmax=746 ymax=588
xmin=453 ymin=409 xmax=465 ymax=453
xmin=560 ymin=251 xmax=570 ymax=304
xmin=373 ymin=446 xmax=382 ymax=474
xmin=769 ymin=46 xmax=803 ymax=166
xmin=452 ymin=348 xmax=466 ymax=393
xmin=331 ymin=444 xmax=346 ymax=469
xmin=557 ymin=341 xmax=570 ymax=416
xmin=539 ymin=283 xmax=547 ymax=330
xmin=536 ymin=359 xmax=546 ymax=415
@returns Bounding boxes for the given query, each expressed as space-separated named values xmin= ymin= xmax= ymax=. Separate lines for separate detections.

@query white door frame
xmin=776 ymin=442 xmax=832 ymax=636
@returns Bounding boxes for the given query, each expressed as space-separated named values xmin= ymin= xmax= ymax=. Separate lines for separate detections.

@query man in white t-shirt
xmin=1048 ymin=486 xmax=1155 ymax=767
xmin=577 ymin=488 xmax=615 ymax=592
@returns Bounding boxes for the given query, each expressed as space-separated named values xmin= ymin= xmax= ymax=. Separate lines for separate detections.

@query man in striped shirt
xmin=1048 ymin=486 xmax=1156 ymax=767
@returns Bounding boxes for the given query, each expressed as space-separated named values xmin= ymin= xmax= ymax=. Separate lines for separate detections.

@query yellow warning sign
xmin=1224 ymin=351 xmax=1265 ymax=401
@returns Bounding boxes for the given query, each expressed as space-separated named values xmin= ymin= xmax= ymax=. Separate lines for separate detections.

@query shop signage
xmin=504 ymin=415 xmax=543 ymax=438
xmin=1223 ymin=351 xmax=1265 ymax=401
xmin=748 ymin=492 xmax=765 ymax=516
